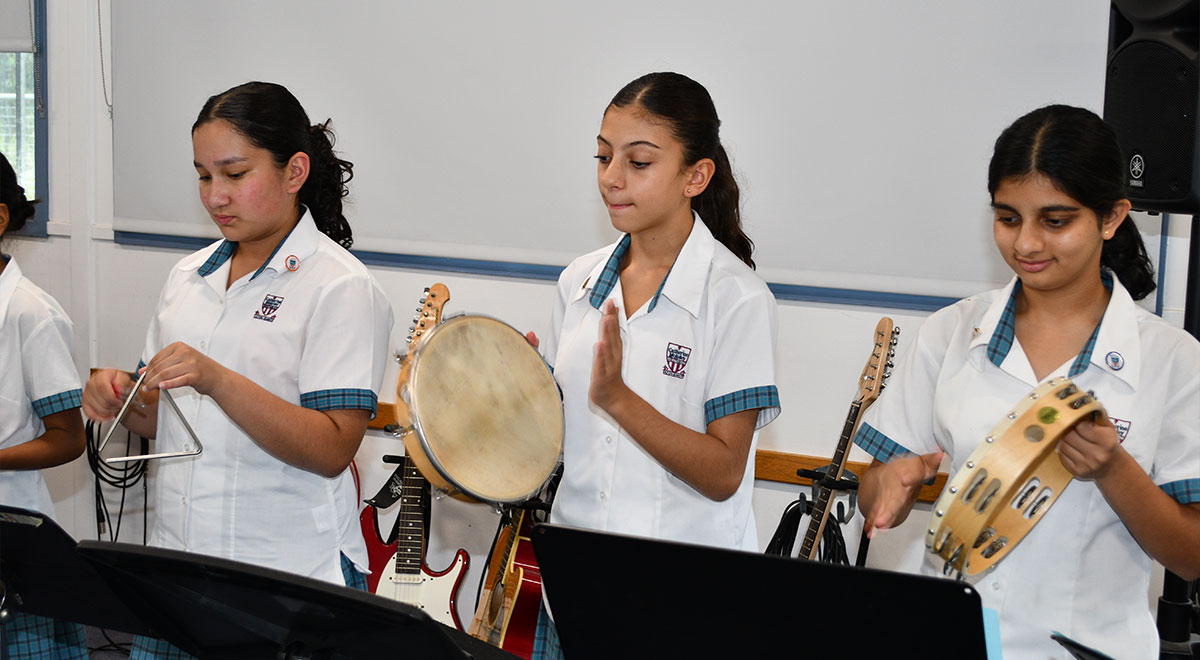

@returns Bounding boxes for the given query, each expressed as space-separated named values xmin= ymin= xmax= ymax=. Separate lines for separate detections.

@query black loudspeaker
xmin=1105 ymin=0 xmax=1200 ymax=214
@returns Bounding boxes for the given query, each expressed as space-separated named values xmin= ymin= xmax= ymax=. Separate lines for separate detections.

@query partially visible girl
xmin=0 ymin=151 xmax=88 ymax=659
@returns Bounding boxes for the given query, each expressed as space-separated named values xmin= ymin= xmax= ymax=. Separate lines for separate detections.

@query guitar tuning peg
xmin=894 ymin=326 xmax=901 ymax=335
xmin=406 ymin=335 xmax=413 ymax=342
xmin=416 ymin=306 xmax=423 ymax=312
xmin=887 ymin=359 xmax=894 ymax=368
xmin=423 ymin=287 xmax=430 ymax=294
xmin=408 ymin=325 xmax=416 ymax=333
xmin=419 ymin=297 xmax=427 ymax=305
xmin=890 ymin=337 xmax=899 ymax=346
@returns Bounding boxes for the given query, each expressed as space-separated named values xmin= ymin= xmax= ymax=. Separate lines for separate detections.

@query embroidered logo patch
xmin=1110 ymin=417 xmax=1131 ymax=444
xmin=1105 ymin=351 xmax=1124 ymax=371
xmin=253 ymin=294 xmax=285 ymax=322
xmin=662 ymin=342 xmax=692 ymax=379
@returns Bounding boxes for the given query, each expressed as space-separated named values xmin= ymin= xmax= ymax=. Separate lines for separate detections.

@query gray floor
xmin=85 ymin=626 xmax=133 ymax=659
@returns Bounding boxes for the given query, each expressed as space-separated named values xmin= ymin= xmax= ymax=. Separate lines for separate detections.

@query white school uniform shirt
xmin=541 ymin=216 xmax=781 ymax=552
xmin=0 ymin=257 xmax=82 ymax=519
xmin=140 ymin=209 xmax=393 ymax=584
xmin=854 ymin=272 xmax=1200 ymax=660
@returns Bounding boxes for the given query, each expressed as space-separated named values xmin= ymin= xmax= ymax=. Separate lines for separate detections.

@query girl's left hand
xmin=140 ymin=341 xmax=230 ymax=397
xmin=1057 ymin=414 xmax=1125 ymax=480
xmin=589 ymin=299 xmax=627 ymax=411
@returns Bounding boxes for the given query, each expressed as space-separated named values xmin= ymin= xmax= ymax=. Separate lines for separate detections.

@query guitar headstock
xmin=406 ymin=283 xmax=450 ymax=350
xmin=856 ymin=316 xmax=899 ymax=406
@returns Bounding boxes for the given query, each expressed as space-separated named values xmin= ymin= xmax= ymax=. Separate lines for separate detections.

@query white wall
xmin=10 ymin=0 xmax=1193 ymax=628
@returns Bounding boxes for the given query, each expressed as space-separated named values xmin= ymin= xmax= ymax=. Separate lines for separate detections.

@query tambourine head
xmin=926 ymin=377 xmax=1104 ymax=576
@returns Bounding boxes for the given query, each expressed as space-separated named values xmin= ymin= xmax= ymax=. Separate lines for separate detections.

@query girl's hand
xmin=589 ymin=299 xmax=628 ymax=412
xmin=140 ymin=342 xmax=230 ymax=397
xmin=82 ymin=368 xmax=137 ymax=421
xmin=864 ymin=450 xmax=944 ymax=538
xmin=1058 ymin=415 xmax=1125 ymax=480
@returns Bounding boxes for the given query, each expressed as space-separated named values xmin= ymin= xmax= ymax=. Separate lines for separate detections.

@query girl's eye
xmin=1044 ymin=216 xmax=1072 ymax=228
xmin=994 ymin=213 xmax=1018 ymax=225
xmin=631 ymin=160 xmax=649 ymax=169
xmin=198 ymin=174 xmax=211 ymax=182
xmin=594 ymin=155 xmax=611 ymax=164
xmin=228 ymin=171 xmax=246 ymax=180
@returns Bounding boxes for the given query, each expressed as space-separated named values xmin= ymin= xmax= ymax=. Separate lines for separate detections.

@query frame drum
xmin=395 ymin=315 xmax=563 ymax=505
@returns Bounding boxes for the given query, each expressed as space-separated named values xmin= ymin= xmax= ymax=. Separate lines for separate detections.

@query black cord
xmin=84 ymin=420 xmax=148 ymax=542
xmin=764 ymin=495 xmax=806 ymax=557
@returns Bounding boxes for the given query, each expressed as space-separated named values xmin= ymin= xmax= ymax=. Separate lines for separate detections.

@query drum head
xmin=408 ymin=315 xmax=563 ymax=503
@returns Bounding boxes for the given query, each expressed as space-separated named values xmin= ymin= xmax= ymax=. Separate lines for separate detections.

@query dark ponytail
xmin=0 ymin=151 xmax=38 ymax=235
xmin=609 ymin=72 xmax=755 ymax=269
xmin=987 ymin=104 xmax=1155 ymax=300
xmin=194 ymin=82 xmax=355 ymax=249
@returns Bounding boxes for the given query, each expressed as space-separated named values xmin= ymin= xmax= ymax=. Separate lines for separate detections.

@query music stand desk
xmin=0 ymin=505 xmax=148 ymax=634
xmin=532 ymin=523 xmax=988 ymax=659
xmin=76 ymin=541 xmax=514 ymax=660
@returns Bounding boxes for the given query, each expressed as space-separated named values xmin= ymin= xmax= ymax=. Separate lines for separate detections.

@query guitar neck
xmin=799 ymin=399 xmax=863 ymax=560
xmin=394 ymin=457 xmax=427 ymax=575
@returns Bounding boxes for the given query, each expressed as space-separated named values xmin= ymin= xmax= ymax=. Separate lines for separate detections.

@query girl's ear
xmin=285 ymin=152 xmax=311 ymax=195
xmin=0 ymin=203 xmax=9 ymax=237
xmin=684 ymin=158 xmax=716 ymax=198
xmin=1102 ymin=199 xmax=1132 ymax=239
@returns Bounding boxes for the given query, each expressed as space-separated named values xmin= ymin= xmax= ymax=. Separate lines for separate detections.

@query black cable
xmin=84 ymin=420 xmax=148 ymax=542
xmin=764 ymin=495 xmax=806 ymax=557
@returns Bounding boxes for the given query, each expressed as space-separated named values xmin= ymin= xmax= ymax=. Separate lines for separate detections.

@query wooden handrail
xmin=367 ymin=409 xmax=947 ymax=503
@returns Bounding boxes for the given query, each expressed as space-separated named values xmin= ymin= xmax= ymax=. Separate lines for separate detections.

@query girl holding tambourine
xmin=82 ymin=82 xmax=393 ymax=660
xmin=530 ymin=72 xmax=782 ymax=658
xmin=856 ymin=105 xmax=1200 ymax=659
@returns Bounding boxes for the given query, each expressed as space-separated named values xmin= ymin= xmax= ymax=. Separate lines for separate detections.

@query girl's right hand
xmin=863 ymin=450 xmax=944 ymax=538
xmin=82 ymin=368 xmax=136 ymax=422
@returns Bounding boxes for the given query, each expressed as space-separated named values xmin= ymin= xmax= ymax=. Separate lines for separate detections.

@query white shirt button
xmin=605 ymin=435 xmax=613 ymax=444
xmin=599 ymin=491 xmax=607 ymax=500
xmin=991 ymin=582 xmax=1001 ymax=591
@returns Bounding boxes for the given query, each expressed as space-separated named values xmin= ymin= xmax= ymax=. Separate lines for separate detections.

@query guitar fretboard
xmin=394 ymin=458 xmax=427 ymax=575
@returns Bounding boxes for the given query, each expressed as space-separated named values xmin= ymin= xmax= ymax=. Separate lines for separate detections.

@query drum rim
xmin=405 ymin=313 xmax=564 ymax=504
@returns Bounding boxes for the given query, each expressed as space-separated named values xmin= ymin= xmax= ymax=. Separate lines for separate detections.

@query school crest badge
xmin=662 ymin=342 xmax=692 ymax=379
xmin=1110 ymin=417 xmax=1131 ymax=444
xmin=253 ymin=294 xmax=285 ymax=322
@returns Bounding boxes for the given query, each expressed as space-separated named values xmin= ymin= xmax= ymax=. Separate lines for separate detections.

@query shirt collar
xmin=194 ymin=206 xmax=321 ymax=281
xmin=0 ymin=255 xmax=22 ymax=327
xmin=972 ymin=270 xmax=1135 ymax=386
xmin=580 ymin=213 xmax=714 ymax=318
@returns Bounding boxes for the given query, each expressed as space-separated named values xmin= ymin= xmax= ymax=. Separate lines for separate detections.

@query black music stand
xmin=76 ymin=540 xmax=512 ymax=660
xmin=0 ymin=505 xmax=148 ymax=634
xmin=532 ymin=523 xmax=989 ymax=659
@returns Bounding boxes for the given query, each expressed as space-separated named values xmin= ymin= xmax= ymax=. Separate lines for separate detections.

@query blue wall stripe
xmin=113 ymin=230 xmax=956 ymax=312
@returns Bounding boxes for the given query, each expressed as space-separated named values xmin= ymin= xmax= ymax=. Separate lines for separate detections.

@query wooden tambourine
xmin=926 ymin=377 xmax=1104 ymax=577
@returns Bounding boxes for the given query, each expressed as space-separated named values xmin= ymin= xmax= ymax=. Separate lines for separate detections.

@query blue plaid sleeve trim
xmin=31 ymin=389 xmax=83 ymax=417
xmin=703 ymin=386 xmax=780 ymax=426
xmin=300 ymin=388 xmax=378 ymax=415
xmin=1161 ymin=479 xmax=1200 ymax=505
xmin=852 ymin=421 xmax=915 ymax=464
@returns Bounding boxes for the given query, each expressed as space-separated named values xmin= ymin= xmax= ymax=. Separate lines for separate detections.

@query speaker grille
xmin=1104 ymin=40 xmax=1199 ymax=209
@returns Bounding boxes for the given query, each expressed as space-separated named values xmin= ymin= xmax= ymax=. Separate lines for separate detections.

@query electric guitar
xmin=358 ymin=284 xmax=469 ymax=629
xmin=799 ymin=317 xmax=897 ymax=561
xmin=360 ymin=455 xmax=469 ymax=629
xmin=467 ymin=507 xmax=542 ymax=658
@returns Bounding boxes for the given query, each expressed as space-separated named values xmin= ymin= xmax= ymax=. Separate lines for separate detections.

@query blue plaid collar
xmin=985 ymin=270 xmax=1113 ymax=377
xmin=196 ymin=207 xmax=313 ymax=281
xmin=584 ymin=214 xmax=712 ymax=317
